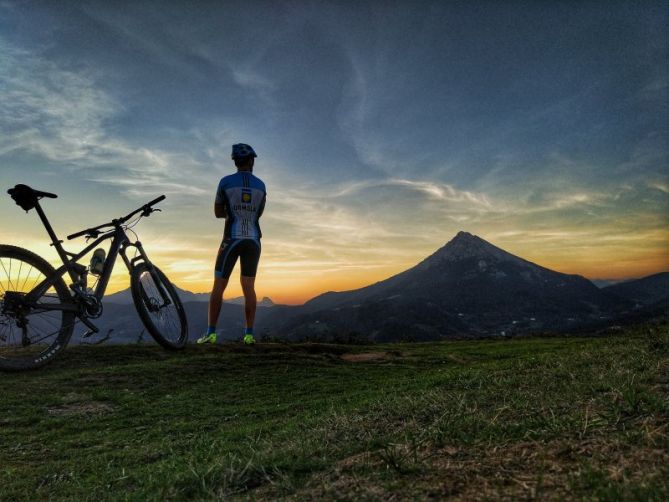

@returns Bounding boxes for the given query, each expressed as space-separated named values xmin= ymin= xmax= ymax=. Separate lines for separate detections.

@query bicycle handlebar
xmin=117 ymin=194 xmax=166 ymax=224
xmin=66 ymin=223 xmax=110 ymax=241
xmin=66 ymin=195 xmax=166 ymax=240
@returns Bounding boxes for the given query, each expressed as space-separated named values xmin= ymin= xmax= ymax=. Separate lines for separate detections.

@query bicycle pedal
xmin=79 ymin=316 xmax=99 ymax=334
xmin=82 ymin=329 xmax=96 ymax=339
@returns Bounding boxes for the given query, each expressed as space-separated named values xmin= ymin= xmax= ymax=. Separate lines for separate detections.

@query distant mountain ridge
xmin=105 ymin=286 xmax=275 ymax=308
xmin=602 ymin=272 xmax=669 ymax=306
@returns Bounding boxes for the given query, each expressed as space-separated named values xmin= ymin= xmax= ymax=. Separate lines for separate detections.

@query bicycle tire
xmin=130 ymin=262 xmax=187 ymax=350
xmin=0 ymin=245 xmax=75 ymax=371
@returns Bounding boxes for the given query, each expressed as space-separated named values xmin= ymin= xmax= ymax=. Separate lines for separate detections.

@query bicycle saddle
xmin=7 ymin=184 xmax=58 ymax=211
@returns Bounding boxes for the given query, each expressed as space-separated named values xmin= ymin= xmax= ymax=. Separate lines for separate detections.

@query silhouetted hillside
xmin=262 ymin=231 xmax=637 ymax=341
xmin=602 ymin=272 xmax=669 ymax=306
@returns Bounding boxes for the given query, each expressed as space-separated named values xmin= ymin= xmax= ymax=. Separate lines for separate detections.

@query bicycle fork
xmin=121 ymin=241 xmax=172 ymax=311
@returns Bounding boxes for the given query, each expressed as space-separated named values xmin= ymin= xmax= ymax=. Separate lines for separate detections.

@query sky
xmin=0 ymin=1 xmax=667 ymax=304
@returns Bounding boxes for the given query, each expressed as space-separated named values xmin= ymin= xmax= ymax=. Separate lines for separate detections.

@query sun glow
xmin=2 ymin=219 xmax=668 ymax=306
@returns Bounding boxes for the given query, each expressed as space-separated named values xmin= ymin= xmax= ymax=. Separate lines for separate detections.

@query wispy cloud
xmin=648 ymin=180 xmax=669 ymax=194
xmin=0 ymin=41 xmax=116 ymax=160
xmin=0 ymin=36 xmax=211 ymax=198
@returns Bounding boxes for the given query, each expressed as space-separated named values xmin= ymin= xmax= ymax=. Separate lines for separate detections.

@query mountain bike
xmin=0 ymin=184 xmax=188 ymax=371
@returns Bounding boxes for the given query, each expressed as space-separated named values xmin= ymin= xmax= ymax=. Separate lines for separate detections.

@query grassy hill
xmin=1 ymin=321 xmax=668 ymax=500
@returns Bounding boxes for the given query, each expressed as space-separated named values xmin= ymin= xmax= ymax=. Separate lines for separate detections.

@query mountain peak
xmin=444 ymin=230 xmax=493 ymax=253
xmin=454 ymin=230 xmax=476 ymax=240
xmin=449 ymin=230 xmax=484 ymax=246
xmin=420 ymin=231 xmax=517 ymax=267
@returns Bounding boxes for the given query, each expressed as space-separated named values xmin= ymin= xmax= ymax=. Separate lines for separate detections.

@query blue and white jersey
xmin=215 ymin=171 xmax=267 ymax=240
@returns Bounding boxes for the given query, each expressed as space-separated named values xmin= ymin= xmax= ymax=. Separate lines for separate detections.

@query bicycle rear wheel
xmin=130 ymin=263 xmax=187 ymax=350
xmin=0 ymin=245 xmax=75 ymax=371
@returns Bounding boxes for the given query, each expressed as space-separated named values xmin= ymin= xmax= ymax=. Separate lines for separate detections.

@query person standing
xmin=197 ymin=143 xmax=266 ymax=345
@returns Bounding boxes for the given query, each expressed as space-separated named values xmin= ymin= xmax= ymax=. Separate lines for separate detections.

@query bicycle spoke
xmin=139 ymin=271 xmax=182 ymax=342
xmin=0 ymin=250 xmax=75 ymax=366
xmin=28 ymin=273 xmax=42 ymax=295
xmin=19 ymin=264 xmax=34 ymax=291
xmin=0 ymin=319 xmax=9 ymax=343
xmin=8 ymin=320 xmax=16 ymax=345
xmin=1 ymin=259 xmax=15 ymax=291
xmin=28 ymin=319 xmax=75 ymax=346
xmin=16 ymin=259 xmax=23 ymax=290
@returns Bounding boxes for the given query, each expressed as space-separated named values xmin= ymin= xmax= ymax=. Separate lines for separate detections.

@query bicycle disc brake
xmin=147 ymin=297 xmax=161 ymax=313
xmin=17 ymin=317 xmax=30 ymax=347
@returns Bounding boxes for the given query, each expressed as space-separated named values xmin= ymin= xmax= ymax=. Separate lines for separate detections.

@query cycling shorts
xmin=214 ymin=238 xmax=261 ymax=279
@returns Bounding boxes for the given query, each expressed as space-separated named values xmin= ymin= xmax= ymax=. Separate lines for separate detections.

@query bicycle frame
xmin=24 ymin=201 xmax=156 ymax=311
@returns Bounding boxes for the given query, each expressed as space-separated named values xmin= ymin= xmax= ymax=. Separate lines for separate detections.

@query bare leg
xmin=208 ymin=277 xmax=229 ymax=327
xmin=240 ymin=275 xmax=257 ymax=329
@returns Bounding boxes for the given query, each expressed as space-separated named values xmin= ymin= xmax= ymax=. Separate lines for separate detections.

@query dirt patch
xmin=286 ymin=425 xmax=669 ymax=500
xmin=341 ymin=352 xmax=395 ymax=362
xmin=446 ymin=353 xmax=469 ymax=364
xmin=47 ymin=401 xmax=115 ymax=416
xmin=202 ymin=342 xmax=350 ymax=357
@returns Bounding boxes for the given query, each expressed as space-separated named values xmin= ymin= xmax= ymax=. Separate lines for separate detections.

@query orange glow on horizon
xmin=3 ymin=230 xmax=667 ymax=306
xmin=102 ymin=262 xmax=413 ymax=305
xmin=103 ymin=252 xmax=668 ymax=305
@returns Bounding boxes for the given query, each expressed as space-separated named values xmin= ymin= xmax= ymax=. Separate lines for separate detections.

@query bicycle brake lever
xmin=141 ymin=207 xmax=161 ymax=217
xmin=85 ymin=231 xmax=101 ymax=242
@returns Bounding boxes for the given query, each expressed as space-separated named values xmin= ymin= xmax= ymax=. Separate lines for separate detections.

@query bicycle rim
xmin=0 ymin=250 xmax=74 ymax=368
xmin=134 ymin=266 xmax=186 ymax=347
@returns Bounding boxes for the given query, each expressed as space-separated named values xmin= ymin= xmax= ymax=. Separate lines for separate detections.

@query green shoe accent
xmin=197 ymin=333 xmax=217 ymax=345
xmin=243 ymin=334 xmax=255 ymax=345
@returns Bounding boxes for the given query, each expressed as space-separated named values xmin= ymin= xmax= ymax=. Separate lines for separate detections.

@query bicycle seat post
xmin=33 ymin=200 xmax=68 ymax=262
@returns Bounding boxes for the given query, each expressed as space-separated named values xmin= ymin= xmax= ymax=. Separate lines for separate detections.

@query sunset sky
xmin=0 ymin=1 xmax=667 ymax=304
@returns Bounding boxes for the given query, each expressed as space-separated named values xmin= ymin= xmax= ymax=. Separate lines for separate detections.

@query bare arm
xmin=214 ymin=202 xmax=227 ymax=219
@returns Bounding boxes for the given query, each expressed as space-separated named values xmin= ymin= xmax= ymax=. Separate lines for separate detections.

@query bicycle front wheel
xmin=130 ymin=263 xmax=187 ymax=350
xmin=0 ymin=245 xmax=75 ymax=371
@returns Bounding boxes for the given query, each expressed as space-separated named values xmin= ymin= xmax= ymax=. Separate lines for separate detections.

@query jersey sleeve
xmin=215 ymin=179 xmax=225 ymax=205
xmin=258 ymin=192 xmax=267 ymax=218
xmin=215 ymin=178 xmax=230 ymax=219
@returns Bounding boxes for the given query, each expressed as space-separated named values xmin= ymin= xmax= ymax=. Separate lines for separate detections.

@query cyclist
xmin=197 ymin=143 xmax=266 ymax=345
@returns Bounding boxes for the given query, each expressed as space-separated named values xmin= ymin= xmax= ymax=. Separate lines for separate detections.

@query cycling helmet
xmin=231 ymin=143 xmax=257 ymax=159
